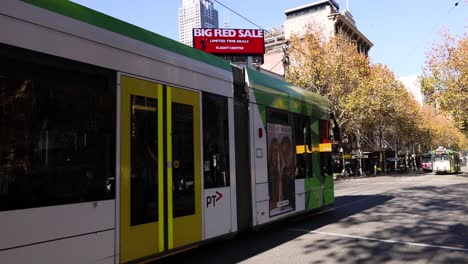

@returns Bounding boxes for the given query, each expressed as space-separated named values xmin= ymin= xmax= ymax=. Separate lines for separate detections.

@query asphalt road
xmin=158 ymin=170 xmax=468 ymax=263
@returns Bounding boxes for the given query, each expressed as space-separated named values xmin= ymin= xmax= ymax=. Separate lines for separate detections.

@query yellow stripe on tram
xmin=166 ymin=86 xmax=174 ymax=249
xmin=157 ymin=85 xmax=165 ymax=252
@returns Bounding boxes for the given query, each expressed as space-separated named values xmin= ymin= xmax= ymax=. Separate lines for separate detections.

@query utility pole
xmin=282 ymin=41 xmax=290 ymax=77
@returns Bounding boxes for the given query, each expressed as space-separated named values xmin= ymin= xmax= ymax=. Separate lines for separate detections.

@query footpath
xmin=334 ymin=164 xmax=468 ymax=181
xmin=334 ymin=169 xmax=426 ymax=181
xmin=460 ymin=165 xmax=468 ymax=174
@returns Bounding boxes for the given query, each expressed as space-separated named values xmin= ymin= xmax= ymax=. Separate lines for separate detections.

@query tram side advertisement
xmin=193 ymin=28 xmax=265 ymax=56
xmin=267 ymin=123 xmax=295 ymax=217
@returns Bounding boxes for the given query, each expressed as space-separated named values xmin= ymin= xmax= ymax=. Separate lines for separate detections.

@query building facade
xmin=262 ymin=27 xmax=286 ymax=74
xmin=262 ymin=0 xmax=373 ymax=76
xmin=179 ymin=0 xmax=219 ymax=47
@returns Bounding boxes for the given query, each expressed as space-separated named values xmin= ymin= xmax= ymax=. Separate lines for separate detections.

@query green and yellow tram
xmin=432 ymin=147 xmax=461 ymax=174
xmin=0 ymin=1 xmax=336 ymax=263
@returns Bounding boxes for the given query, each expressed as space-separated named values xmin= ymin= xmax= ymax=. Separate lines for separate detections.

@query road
xmin=158 ymin=171 xmax=468 ymax=263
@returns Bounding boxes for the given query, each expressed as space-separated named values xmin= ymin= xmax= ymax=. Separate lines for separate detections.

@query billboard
xmin=193 ymin=28 xmax=265 ymax=56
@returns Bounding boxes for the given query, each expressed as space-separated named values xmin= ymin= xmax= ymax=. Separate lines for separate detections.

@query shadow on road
xmin=157 ymin=182 xmax=468 ymax=263
xmin=156 ymin=194 xmax=394 ymax=264
xmin=293 ymin=183 xmax=468 ymax=264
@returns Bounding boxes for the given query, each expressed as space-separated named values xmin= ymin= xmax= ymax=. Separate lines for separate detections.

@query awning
xmin=386 ymin=157 xmax=402 ymax=161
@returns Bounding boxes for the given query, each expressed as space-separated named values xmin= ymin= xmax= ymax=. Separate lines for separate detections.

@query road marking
xmin=289 ymin=229 xmax=468 ymax=252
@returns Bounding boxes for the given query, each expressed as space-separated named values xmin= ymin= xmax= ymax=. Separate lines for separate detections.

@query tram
xmin=421 ymin=152 xmax=433 ymax=172
xmin=0 ymin=1 xmax=336 ymax=263
xmin=432 ymin=147 xmax=461 ymax=174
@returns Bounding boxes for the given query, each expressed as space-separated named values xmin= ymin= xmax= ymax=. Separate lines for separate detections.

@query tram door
xmin=120 ymin=76 xmax=202 ymax=263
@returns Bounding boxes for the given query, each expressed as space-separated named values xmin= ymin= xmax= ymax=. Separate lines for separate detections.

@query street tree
xmin=421 ymin=105 xmax=468 ymax=151
xmin=341 ymin=63 xmax=398 ymax=173
xmin=346 ymin=63 xmax=422 ymax=172
xmin=285 ymin=24 xmax=467 ymax=174
xmin=419 ymin=29 xmax=468 ymax=135
xmin=286 ymin=25 xmax=370 ymax=129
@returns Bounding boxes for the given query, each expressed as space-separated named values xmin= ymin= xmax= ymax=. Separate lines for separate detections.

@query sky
xmin=70 ymin=0 xmax=467 ymax=103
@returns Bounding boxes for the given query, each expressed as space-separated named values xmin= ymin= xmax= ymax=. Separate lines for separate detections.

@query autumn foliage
xmin=286 ymin=25 xmax=370 ymax=128
xmin=285 ymin=25 xmax=468 ymax=158
xmin=419 ymin=29 xmax=468 ymax=136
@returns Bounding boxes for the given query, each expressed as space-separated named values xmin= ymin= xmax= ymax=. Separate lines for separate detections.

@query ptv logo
xmin=206 ymin=191 xmax=223 ymax=208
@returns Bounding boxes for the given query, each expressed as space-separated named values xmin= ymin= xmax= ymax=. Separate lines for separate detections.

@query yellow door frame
xmin=120 ymin=76 xmax=202 ymax=262
xmin=168 ymin=86 xmax=202 ymax=249
xmin=120 ymin=76 xmax=163 ymax=263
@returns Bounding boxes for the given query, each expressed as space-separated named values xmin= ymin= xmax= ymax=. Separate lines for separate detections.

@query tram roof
xmin=245 ymin=68 xmax=329 ymax=118
xmin=22 ymin=0 xmax=232 ymax=72
xmin=432 ymin=149 xmax=457 ymax=155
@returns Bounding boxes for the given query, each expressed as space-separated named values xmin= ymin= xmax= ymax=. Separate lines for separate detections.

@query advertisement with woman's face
xmin=267 ymin=123 xmax=295 ymax=217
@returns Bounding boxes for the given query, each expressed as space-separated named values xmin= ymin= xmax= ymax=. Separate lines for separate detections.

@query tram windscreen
xmin=434 ymin=154 xmax=448 ymax=161
xmin=422 ymin=155 xmax=432 ymax=163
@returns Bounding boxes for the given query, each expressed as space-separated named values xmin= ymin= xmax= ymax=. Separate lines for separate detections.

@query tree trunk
xmin=357 ymin=131 xmax=363 ymax=176
xmin=379 ymin=124 xmax=384 ymax=174
xmin=394 ymin=140 xmax=398 ymax=172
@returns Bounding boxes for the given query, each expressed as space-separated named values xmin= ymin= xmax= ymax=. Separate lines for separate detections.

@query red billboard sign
xmin=193 ymin=28 xmax=265 ymax=56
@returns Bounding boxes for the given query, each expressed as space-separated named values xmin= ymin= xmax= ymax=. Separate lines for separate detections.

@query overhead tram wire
xmin=448 ymin=1 xmax=462 ymax=14
xmin=269 ymin=58 xmax=284 ymax=71
xmin=212 ymin=0 xmax=270 ymax=34
xmin=399 ymin=1 xmax=464 ymax=67
xmin=423 ymin=1 xmax=464 ymax=46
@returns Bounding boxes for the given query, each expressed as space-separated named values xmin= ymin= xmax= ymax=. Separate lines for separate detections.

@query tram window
xmin=130 ymin=96 xmax=158 ymax=225
xmin=202 ymin=93 xmax=230 ymax=189
xmin=0 ymin=55 xmax=115 ymax=212
xmin=294 ymin=114 xmax=311 ymax=179
xmin=172 ymin=102 xmax=195 ymax=217
xmin=267 ymin=110 xmax=291 ymax=126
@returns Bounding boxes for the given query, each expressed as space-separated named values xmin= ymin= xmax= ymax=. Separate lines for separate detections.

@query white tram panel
xmin=255 ymin=183 xmax=269 ymax=203
xmin=248 ymin=101 xmax=269 ymax=226
xmin=250 ymin=103 xmax=269 ymax=185
xmin=248 ymin=97 xmax=258 ymax=227
xmin=254 ymin=201 xmax=271 ymax=225
xmin=227 ymin=98 xmax=238 ymax=234
xmin=248 ymin=99 xmax=273 ymax=225
xmin=202 ymin=98 xmax=238 ymax=239
xmin=203 ymin=187 xmax=232 ymax=239
xmin=295 ymin=179 xmax=306 ymax=212
xmin=0 ymin=0 xmax=233 ymax=98
xmin=433 ymin=160 xmax=450 ymax=173
xmin=0 ymin=201 xmax=115 ymax=263
xmin=0 ymin=230 xmax=114 ymax=264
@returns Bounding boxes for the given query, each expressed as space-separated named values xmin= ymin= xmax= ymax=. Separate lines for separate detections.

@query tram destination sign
xmin=193 ymin=28 xmax=265 ymax=56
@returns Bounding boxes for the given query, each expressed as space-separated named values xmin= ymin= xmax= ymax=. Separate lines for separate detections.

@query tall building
xmin=262 ymin=0 xmax=373 ymax=76
xmin=179 ymin=0 xmax=219 ymax=47
xmin=284 ymin=0 xmax=372 ymax=55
